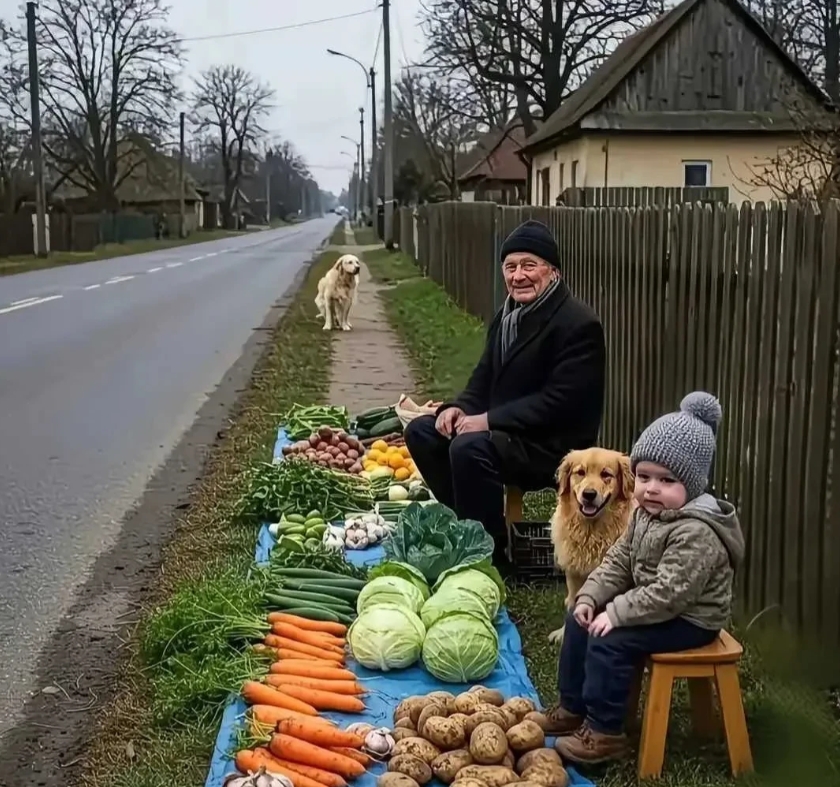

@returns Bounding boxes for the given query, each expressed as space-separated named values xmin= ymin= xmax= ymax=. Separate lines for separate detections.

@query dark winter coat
xmin=447 ymin=279 xmax=606 ymax=489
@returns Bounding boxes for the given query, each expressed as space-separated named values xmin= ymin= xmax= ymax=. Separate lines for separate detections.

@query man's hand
xmin=435 ymin=407 xmax=464 ymax=437
xmin=588 ymin=611 xmax=614 ymax=637
xmin=573 ymin=602 xmax=594 ymax=628
xmin=455 ymin=413 xmax=489 ymax=434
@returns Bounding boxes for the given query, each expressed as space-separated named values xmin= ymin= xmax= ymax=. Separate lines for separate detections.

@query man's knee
xmin=404 ymin=414 xmax=440 ymax=450
xmin=449 ymin=431 xmax=496 ymax=469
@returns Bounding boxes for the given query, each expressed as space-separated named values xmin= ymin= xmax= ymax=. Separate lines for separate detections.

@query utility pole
xmin=359 ymin=107 xmax=366 ymax=224
xmin=369 ymin=67 xmax=378 ymax=235
xmin=265 ymin=148 xmax=272 ymax=224
xmin=382 ymin=0 xmax=395 ymax=248
xmin=26 ymin=2 xmax=47 ymax=257
xmin=178 ymin=111 xmax=186 ymax=237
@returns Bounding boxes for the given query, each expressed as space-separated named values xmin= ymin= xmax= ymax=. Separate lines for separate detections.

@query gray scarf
xmin=499 ymin=277 xmax=560 ymax=361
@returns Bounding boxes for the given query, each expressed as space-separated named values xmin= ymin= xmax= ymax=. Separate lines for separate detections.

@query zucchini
xmin=356 ymin=406 xmax=395 ymax=428
xmin=282 ymin=576 xmax=365 ymax=591
xmin=265 ymin=591 xmax=354 ymax=612
xmin=290 ymin=582 xmax=360 ymax=603
xmin=368 ymin=416 xmax=403 ymax=437
xmin=355 ymin=426 xmax=370 ymax=439
xmin=272 ymin=568 xmax=365 ymax=586
xmin=278 ymin=606 xmax=340 ymax=622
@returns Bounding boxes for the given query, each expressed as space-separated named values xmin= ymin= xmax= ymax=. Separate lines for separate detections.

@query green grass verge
xmin=81 ymin=233 xmax=342 ymax=787
xmin=352 ymin=226 xmax=378 ymax=245
xmin=0 ymin=228 xmax=249 ymax=277
xmin=361 ymin=247 xmax=840 ymax=786
xmin=363 ymin=248 xmax=422 ymax=284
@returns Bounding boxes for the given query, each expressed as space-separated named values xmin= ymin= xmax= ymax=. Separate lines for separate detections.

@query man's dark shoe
xmin=543 ymin=704 xmax=584 ymax=735
xmin=554 ymin=722 xmax=630 ymax=764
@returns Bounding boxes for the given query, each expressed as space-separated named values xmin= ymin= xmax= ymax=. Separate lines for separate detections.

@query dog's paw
xmin=322 ymin=324 xmax=332 ymax=331
xmin=548 ymin=627 xmax=565 ymax=646
xmin=341 ymin=324 xmax=351 ymax=331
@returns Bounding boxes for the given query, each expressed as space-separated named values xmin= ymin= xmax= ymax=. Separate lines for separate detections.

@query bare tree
xmin=420 ymin=0 xmax=659 ymax=136
xmin=394 ymin=69 xmax=478 ymax=198
xmin=190 ymin=65 xmax=274 ymax=228
xmin=0 ymin=0 xmax=183 ymax=209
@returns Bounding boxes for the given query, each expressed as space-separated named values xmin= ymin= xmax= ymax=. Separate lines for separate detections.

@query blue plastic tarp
xmin=204 ymin=429 xmax=594 ymax=787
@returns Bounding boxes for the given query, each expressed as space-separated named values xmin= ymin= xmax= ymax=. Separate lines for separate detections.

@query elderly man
xmin=404 ymin=219 xmax=606 ymax=563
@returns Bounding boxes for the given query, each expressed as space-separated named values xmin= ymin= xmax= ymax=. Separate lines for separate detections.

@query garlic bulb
xmin=364 ymin=727 xmax=395 ymax=757
xmin=346 ymin=722 xmax=375 ymax=737
xmin=224 ymin=766 xmax=295 ymax=787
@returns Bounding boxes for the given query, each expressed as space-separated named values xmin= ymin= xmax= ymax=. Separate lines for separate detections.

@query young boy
xmin=549 ymin=391 xmax=745 ymax=764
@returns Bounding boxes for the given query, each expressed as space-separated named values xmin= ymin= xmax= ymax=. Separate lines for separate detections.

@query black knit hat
xmin=499 ymin=219 xmax=559 ymax=269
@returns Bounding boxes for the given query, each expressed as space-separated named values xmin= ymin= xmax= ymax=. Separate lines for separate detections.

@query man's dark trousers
xmin=403 ymin=415 xmax=506 ymax=549
xmin=558 ymin=610 xmax=719 ymax=733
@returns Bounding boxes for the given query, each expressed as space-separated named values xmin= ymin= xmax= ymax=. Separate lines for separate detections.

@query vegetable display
xmin=362 ymin=440 xmax=419 ymax=482
xmin=355 ymin=406 xmax=402 ymax=440
xmin=283 ymin=404 xmax=350 ymax=441
xmin=281 ymin=428 xmax=366 ymax=475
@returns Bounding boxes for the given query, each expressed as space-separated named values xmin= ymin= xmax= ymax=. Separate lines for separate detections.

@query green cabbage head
xmin=420 ymin=586 xmax=490 ymax=629
xmin=356 ymin=575 xmax=425 ymax=614
xmin=422 ymin=611 xmax=499 ymax=683
xmin=434 ymin=566 xmax=502 ymax=619
xmin=348 ymin=603 xmax=426 ymax=671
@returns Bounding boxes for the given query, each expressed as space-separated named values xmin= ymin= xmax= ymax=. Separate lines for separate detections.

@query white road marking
xmin=189 ymin=256 xmax=204 ymax=262
xmin=204 ymin=252 xmax=217 ymax=258
xmin=105 ymin=275 xmax=134 ymax=284
xmin=147 ymin=266 xmax=163 ymax=273
xmin=166 ymin=262 xmax=183 ymax=268
xmin=0 ymin=294 xmax=63 ymax=315
xmin=84 ymin=284 xmax=101 ymax=290
xmin=11 ymin=297 xmax=38 ymax=306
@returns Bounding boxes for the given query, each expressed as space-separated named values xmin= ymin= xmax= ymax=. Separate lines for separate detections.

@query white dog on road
xmin=315 ymin=254 xmax=361 ymax=331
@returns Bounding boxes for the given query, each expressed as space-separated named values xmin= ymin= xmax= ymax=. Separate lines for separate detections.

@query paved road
xmin=0 ymin=218 xmax=336 ymax=734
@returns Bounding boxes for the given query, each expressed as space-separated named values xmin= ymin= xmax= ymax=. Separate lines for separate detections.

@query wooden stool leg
xmin=638 ymin=664 xmax=675 ymax=779
xmin=714 ymin=664 xmax=754 ymax=775
xmin=688 ymin=677 xmax=718 ymax=739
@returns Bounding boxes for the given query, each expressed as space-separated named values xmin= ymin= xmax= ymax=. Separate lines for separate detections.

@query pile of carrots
xmin=235 ymin=613 xmax=373 ymax=784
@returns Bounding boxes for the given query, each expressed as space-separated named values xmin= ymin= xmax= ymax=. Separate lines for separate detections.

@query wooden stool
xmin=632 ymin=630 xmax=754 ymax=779
xmin=503 ymin=487 xmax=523 ymax=559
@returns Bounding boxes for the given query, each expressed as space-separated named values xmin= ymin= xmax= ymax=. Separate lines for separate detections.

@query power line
xmin=178 ymin=9 xmax=376 ymax=43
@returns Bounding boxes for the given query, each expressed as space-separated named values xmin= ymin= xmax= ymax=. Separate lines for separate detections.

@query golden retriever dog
xmin=548 ymin=447 xmax=635 ymax=646
xmin=315 ymin=254 xmax=361 ymax=331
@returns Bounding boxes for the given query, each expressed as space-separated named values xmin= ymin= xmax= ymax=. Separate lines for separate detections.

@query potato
xmin=454 ymin=692 xmax=484 ymax=715
xmin=389 ymin=755 xmax=432 ymax=785
xmin=521 ymin=764 xmax=569 ymax=787
xmin=378 ymin=774 xmax=420 ymax=787
xmin=469 ymin=722 xmax=508 ymax=765
xmin=465 ymin=708 xmax=509 ymax=736
xmin=474 ymin=703 xmax=503 ymax=715
xmin=454 ymin=779 xmax=489 ymax=787
xmin=468 ymin=687 xmax=505 ymax=707
xmin=455 ymin=766 xmax=520 ymax=787
xmin=392 ymin=737 xmax=442 ymax=765
xmin=448 ymin=713 xmax=471 ymax=733
xmin=515 ymin=749 xmax=562 ymax=775
xmin=504 ymin=782 xmax=545 ymax=787
xmin=417 ymin=702 xmax=448 ymax=735
xmin=394 ymin=727 xmax=418 ymax=742
xmin=506 ymin=721 xmax=545 ymax=753
xmin=431 ymin=749 xmax=473 ymax=783
xmin=497 ymin=706 xmax=519 ymax=730
xmin=503 ymin=698 xmax=537 ymax=721
xmin=501 ymin=750 xmax=515 ymax=770
xmin=395 ymin=718 xmax=417 ymax=731
xmin=395 ymin=696 xmax=430 ymax=725
xmin=522 ymin=712 xmax=550 ymax=731
xmin=424 ymin=716 xmax=467 ymax=750
xmin=427 ymin=690 xmax=457 ymax=713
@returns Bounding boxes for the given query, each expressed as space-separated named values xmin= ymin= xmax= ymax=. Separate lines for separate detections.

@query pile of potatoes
xmin=377 ymin=686 xmax=569 ymax=787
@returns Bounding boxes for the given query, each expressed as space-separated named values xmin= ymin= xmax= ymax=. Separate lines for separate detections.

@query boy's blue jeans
xmin=558 ymin=610 xmax=718 ymax=734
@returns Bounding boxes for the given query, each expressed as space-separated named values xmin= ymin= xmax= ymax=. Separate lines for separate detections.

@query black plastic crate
xmin=509 ymin=521 xmax=565 ymax=581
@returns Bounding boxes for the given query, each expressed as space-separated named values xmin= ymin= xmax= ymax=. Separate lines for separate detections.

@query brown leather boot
xmin=554 ymin=721 xmax=630 ymax=764
xmin=543 ymin=704 xmax=584 ymax=735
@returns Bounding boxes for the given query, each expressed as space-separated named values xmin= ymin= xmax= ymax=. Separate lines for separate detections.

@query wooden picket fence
xmin=399 ymin=199 xmax=840 ymax=648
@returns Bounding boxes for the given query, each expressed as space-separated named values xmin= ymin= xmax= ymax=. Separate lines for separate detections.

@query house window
xmin=571 ymin=159 xmax=579 ymax=187
xmin=540 ymin=167 xmax=551 ymax=205
xmin=683 ymin=161 xmax=711 ymax=187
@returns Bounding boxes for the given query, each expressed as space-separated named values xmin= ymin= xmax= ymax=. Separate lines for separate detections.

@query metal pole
xmin=382 ymin=0 xmax=394 ymax=248
xmin=26 ymin=2 xmax=47 ymax=257
xmin=369 ymin=67 xmax=377 ymax=235
xmin=178 ymin=111 xmax=185 ymax=237
xmin=265 ymin=149 xmax=271 ymax=224
xmin=359 ymin=107 xmax=366 ymax=225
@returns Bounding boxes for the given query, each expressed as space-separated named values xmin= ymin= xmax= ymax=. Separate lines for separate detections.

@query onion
xmin=364 ymin=728 xmax=395 ymax=758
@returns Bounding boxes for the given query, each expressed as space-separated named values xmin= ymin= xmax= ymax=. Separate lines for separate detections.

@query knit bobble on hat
xmin=630 ymin=391 xmax=722 ymax=501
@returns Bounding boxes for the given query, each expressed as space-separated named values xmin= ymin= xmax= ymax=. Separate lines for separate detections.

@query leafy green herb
xmin=282 ymin=403 xmax=349 ymax=440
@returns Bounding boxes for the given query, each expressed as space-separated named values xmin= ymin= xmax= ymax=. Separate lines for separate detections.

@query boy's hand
xmin=573 ymin=603 xmax=594 ymax=627
xmin=588 ymin=611 xmax=614 ymax=637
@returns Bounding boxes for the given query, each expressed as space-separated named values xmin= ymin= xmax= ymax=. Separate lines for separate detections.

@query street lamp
xmin=327 ymin=48 xmax=377 ymax=229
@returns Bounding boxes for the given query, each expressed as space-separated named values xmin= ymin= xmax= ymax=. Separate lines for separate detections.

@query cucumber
xmin=279 ymin=523 xmax=306 ymax=535
xmin=292 ymin=576 xmax=366 ymax=590
xmin=272 ymin=568 xmax=365 ymax=586
xmin=304 ymin=517 xmax=325 ymax=528
xmin=264 ymin=592 xmax=353 ymax=613
xmin=368 ymin=416 xmax=403 ymax=437
xmin=285 ymin=514 xmax=307 ymax=524
xmin=270 ymin=588 xmax=355 ymax=609
xmin=279 ymin=606 xmax=341 ymax=622
xmin=282 ymin=580 xmax=360 ymax=602
xmin=306 ymin=509 xmax=322 ymax=520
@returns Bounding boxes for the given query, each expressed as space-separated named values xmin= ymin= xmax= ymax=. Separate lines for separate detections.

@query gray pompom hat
xmin=630 ymin=391 xmax=722 ymax=500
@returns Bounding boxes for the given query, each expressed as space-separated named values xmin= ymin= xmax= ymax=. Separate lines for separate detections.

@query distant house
xmin=520 ymin=0 xmax=834 ymax=205
xmin=458 ymin=126 xmax=528 ymax=205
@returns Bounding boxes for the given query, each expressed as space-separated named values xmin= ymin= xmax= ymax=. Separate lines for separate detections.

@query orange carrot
xmin=270 ymin=661 xmax=356 ymax=681
xmin=265 ymin=635 xmax=345 ymax=663
xmin=268 ymin=734 xmax=366 ymax=778
xmin=250 ymin=704 xmax=336 ymax=728
xmin=266 ymin=674 xmax=366 ymax=695
xmin=272 ymin=647 xmax=329 ymax=662
xmin=272 ymin=684 xmax=365 ymax=713
xmin=277 ymin=718 xmax=365 ymax=748
xmin=269 ymin=612 xmax=347 ymax=636
xmin=271 ymin=623 xmax=345 ymax=653
xmin=330 ymin=747 xmax=373 ymax=767
xmin=274 ymin=758 xmax=348 ymax=787
xmin=235 ymin=748 xmax=329 ymax=787
xmin=241 ymin=681 xmax=318 ymax=715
